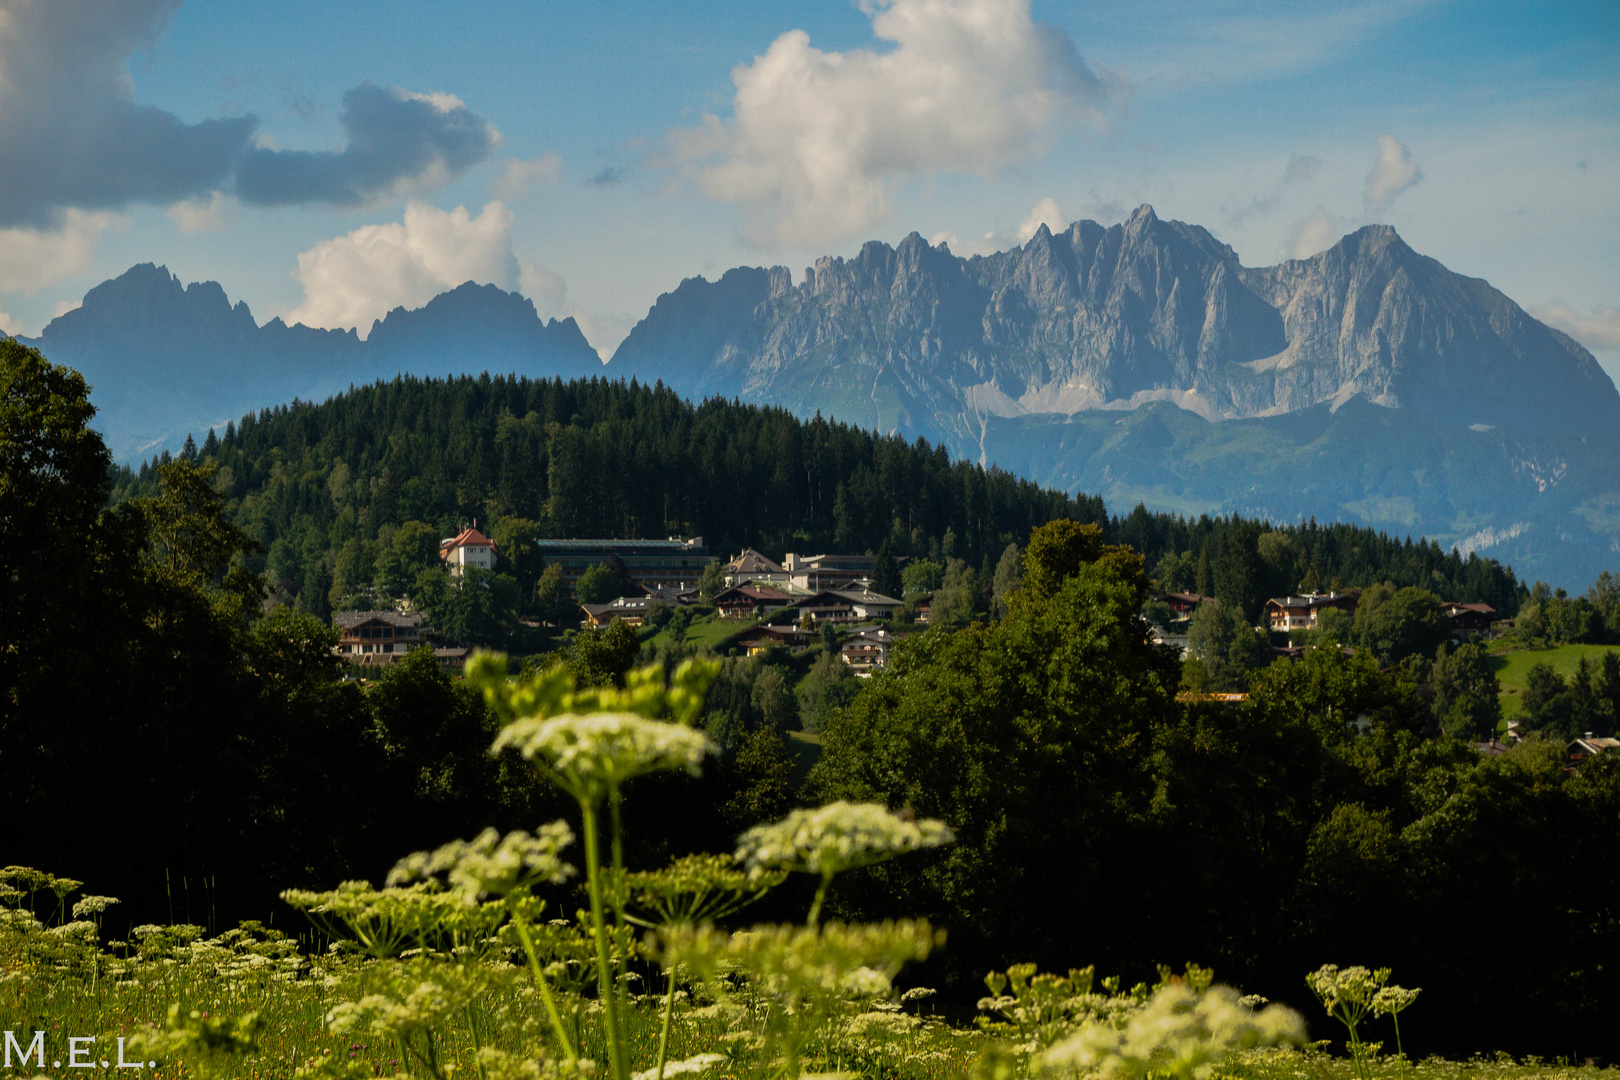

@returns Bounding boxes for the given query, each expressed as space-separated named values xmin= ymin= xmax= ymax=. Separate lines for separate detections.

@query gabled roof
xmin=832 ymin=589 xmax=901 ymax=605
xmin=333 ymin=610 xmax=423 ymax=630
xmin=715 ymin=585 xmax=793 ymax=603
xmin=1266 ymin=592 xmax=1357 ymax=612
xmin=727 ymin=548 xmax=786 ymax=575
xmin=441 ymin=526 xmax=498 ymax=553
xmin=1441 ymin=601 xmax=1496 ymax=614
xmin=581 ymin=596 xmax=651 ymax=616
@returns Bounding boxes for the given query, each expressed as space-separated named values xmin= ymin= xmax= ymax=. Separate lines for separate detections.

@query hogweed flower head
xmin=1371 ymin=985 xmax=1420 ymax=1017
xmin=494 ymin=713 xmax=717 ymax=805
xmin=71 ymin=895 xmax=120 ymax=918
xmin=1042 ymin=984 xmax=1305 ymax=1079
xmin=736 ymin=802 xmax=954 ymax=880
xmin=388 ymin=823 xmax=575 ymax=903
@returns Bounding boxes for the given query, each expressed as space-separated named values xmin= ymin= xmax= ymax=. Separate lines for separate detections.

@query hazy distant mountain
xmin=16 ymin=265 xmax=601 ymax=458
xmin=612 ymin=205 xmax=1619 ymax=452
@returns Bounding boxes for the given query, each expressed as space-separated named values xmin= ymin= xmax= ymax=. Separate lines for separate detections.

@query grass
xmin=1487 ymin=643 xmax=1620 ymax=718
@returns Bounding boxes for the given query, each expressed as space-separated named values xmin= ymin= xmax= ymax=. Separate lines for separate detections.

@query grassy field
xmin=1489 ymin=643 xmax=1620 ymax=718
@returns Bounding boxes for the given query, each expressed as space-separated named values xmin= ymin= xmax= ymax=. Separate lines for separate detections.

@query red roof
xmin=440 ymin=526 xmax=498 ymax=554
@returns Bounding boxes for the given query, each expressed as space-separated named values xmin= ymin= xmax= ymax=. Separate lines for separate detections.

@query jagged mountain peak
xmin=613 ymin=211 xmax=1620 ymax=445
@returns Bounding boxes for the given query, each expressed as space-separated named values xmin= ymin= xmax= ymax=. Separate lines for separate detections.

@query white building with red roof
xmin=440 ymin=524 xmax=498 ymax=575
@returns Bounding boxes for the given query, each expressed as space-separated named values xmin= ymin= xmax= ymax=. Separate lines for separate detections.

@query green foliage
xmin=697 ymin=558 xmax=727 ymax=601
xmin=872 ymin=538 xmax=902 ymax=599
xmin=576 ymin=563 xmax=619 ymax=604
xmin=533 ymin=563 xmax=577 ymax=626
xmin=1186 ymin=602 xmax=1272 ymax=691
xmin=1355 ymin=586 xmax=1447 ymax=665
xmin=901 ymin=557 xmax=944 ymax=596
xmin=564 ymin=619 xmax=642 ymax=688
xmin=990 ymin=541 xmax=1023 ymax=619
xmin=1429 ymin=642 xmax=1501 ymax=739
xmin=798 ymin=650 xmax=860 ymax=734
xmin=929 ymin=557 xmax=983 ymax=628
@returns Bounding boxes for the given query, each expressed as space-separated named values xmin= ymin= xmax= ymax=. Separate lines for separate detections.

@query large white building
xmin=440 ymin=525 xmax=498 ymax=575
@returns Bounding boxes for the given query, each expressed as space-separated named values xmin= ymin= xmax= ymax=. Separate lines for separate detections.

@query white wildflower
xmin=736 ymin=802 xmax=954 ymax=879
xmin=630 ymin=1053 xmax=725 ymax=1080
xmin=388 ymin=822 xmax=575 ymax=901
xmin=1371 ymin=985 xmax=1420 ymax=1016
xmin=493 ymin=713 xmax=717 ymax=803
xmin=1042 ymin=984 xmax=1305 ymax=1079
xmin=71 ymin=895 xmax=121 ymax=918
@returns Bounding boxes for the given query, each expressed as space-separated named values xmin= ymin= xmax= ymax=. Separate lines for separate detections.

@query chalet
xmin=792 ymin=588 xmax=903 ymax=625
xmin=782 ymin=553 xmax=876 ymax=592
xmin=1265 ymin=591 xmax=1359 ymax=632
xmin=435 ymin=647 xmax=470 ymax=670
xmin=333 ymin=610 xmax=428 ymax=663
xmin=580 ymin=596 xmax=653 ymax=627
xmin=440 ymin=525 xmax=498 ymax=575
xmin=714 ymin=584 xmax=794 ymax=619
xmin=1441 ymin=601 xmax=1496 ymax=633
xmin=725 ymin=548 xmax=790 ymax=586
xmin=736 ymin=625 xmax=813 ymax=656
xmin=1156 ymin=592 xmax=1214 ymax=617
xmin=912 ymin=593 xmax=933 ymax=623
xmin=841 ymin=626 xmax=897 ymax=675
xmin=1568 ymin=733 xmax=1620 ymax=767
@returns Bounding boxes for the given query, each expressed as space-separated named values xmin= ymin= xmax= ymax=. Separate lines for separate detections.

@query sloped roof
xmin=716 ymin=585 xmax=793 ymax=602
xmin=441 ymin=526 xmax=498 ymax=553
xmin=727 ymin=548 xmax=785 ymax=574
xmin=333 ymin=610 xmax=422 ymax=630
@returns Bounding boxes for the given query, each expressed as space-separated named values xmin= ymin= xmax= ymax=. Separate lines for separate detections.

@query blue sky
xmin=1 ymin=0 xmax=1615 ymax=374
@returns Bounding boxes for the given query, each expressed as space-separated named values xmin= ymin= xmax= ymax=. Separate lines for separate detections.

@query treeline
xmin=109 ymin=374 xmax=1523 ymax=632
xmin=1116 ymin=505 xmax=1524 ymax=619
xmin=108 ymin=375 xmax=1100 ymax=619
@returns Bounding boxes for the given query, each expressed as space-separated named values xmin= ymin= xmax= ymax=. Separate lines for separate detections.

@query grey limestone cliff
xmin=611 ymin=205 xmax=1620 ymax=451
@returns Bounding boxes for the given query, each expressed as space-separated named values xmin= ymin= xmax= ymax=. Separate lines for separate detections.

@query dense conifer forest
xmin=108 ymin=374 xmax=1525 ymax=621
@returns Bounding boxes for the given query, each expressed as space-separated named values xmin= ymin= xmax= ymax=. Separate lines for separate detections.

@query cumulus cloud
xmin=518 ymin=259 xmax=568 ymax=318
xmin=1530 ymin=300 xmax=1620 ymax=351
xmin=1015 ymin=197 xmax=1068 ymax=242
xmin=285 ymin=201 xmax=518 ymax=335
xmin=0 ymin=309 xmax=18 ymax=335
xmin=166 ymin=192 xmax=229 ymax=233
xmin=494 ymin=154 xmax=562 ymax=201
xmin=1363 ymin=133 xmax=1422 ymax=218
xmin=0 ymin=0 xmax=252 ymax=228
xmin=669 ymin=0 xmax=1121 ymax=245
xmin=236 ymin=85 xmax=499 ymax=208
xmin=0 ymin=209 xmax=127 ymax=294
xmin=1285 ymin=206 xmax=1340 ymax=260
xmin=0 ymin=1 xmax=498 ymax=228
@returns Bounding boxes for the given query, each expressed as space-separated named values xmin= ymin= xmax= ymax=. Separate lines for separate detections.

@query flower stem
xmin=655 ymin=963 xmax=678 ymax=1080
xmin=807 ymin=871 xmax=832 ymax=928
xmin=582 ymin=799 xmax=628 ymax=1080
xmin=511 ymin=912 xmax=578 ymax=1067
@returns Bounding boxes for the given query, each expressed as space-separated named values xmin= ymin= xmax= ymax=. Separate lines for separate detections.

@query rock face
xmin=613 ymin=205 xmax=1620 ymax=450
xmin=21 ymin=265 xmax=601 ymax=457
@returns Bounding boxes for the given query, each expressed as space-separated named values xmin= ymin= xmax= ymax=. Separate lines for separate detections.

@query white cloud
xmin=286 ymin=201 xmax=519 ymax=335
xmin=495 ymin=154 xmax=562 ymax=201
xmin=0 ymin=209 xmax=127 ymax=294
xmin=53 ymin=298 xmax=82 ymax=318
xmin=166 ymin=191 xmax=228 ymax=234
xmin=1530 ymin=300 xmax=1620 ymax=351
xmin=1015 ymin=197 xmax=1068 ymax=242
xmin=0 ymin=309 xmax=18 ymax=335
xmin=670 ymin=0 xmax=1120 ymax=245
xmin=1286 ymin=206 xmax=1340 ymax=259
xmin=1363 ymin=133 xmax=1422 ymax=218
xmin=518 ymin=258 xmax=568 ymax=318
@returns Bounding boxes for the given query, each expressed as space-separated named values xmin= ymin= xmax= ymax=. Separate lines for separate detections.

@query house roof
xmin=333 ymin=610 xmax=423 ymax=630
xmin=1441 ymin=601 xmax=1496 ymax=615
xmin=441 ymin=526 xmax=498 ymax=554
xmin=1265 ymin=592 xmax=1357 ymax=612
xmin=829 ymin=589 xmax=901 ymax=605
xmin=715 ymin=585 xmax=793 ymax=603
xmin=581 ymin=596 xmax=652 ymax=616
xmin=727 ymin=548 xmax=786 ymax=575
xmin=1570 ymin=736 xmax=1620 ymax=753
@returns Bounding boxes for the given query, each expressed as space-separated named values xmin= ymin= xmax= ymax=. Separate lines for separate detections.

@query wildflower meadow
xmin=3 ymin=655 xmax=1610 ymax=1080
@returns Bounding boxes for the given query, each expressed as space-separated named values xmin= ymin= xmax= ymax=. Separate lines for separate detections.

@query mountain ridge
xmin=15 ymin=264 xmax=602 ymax=457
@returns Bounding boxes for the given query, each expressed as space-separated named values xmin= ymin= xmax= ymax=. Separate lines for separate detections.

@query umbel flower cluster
xmin=8 ymin=653 xmax=1415 ymax=1080
xmin=736 ymin=801 xmax=956 ymax=880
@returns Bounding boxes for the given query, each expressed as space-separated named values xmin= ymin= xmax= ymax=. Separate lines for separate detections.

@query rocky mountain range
xmin=5 ymin=207 xmax=1617 ymax=586
xmin=612 ymin=204 xmax=1619 ymax=454
xmin=11 ymin=264 xmax=601 ymax=457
